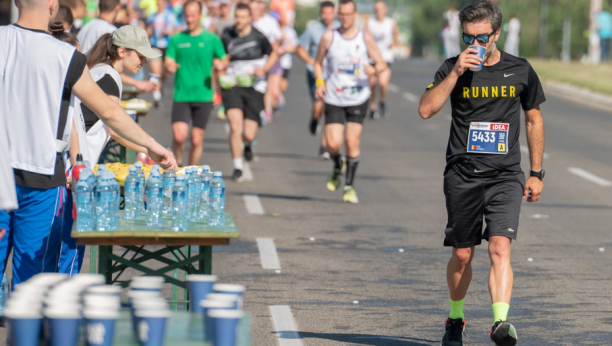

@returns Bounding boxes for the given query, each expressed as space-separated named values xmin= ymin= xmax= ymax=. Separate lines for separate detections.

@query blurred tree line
xmin=411 ymin=0 xmax=609 ymax=59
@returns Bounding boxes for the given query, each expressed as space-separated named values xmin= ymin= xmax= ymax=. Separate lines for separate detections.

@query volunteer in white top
xmin=59 ymin=26 xmax=162 ymax=275
xmin=314 ymin=0 xmax=386 ymax=204
xmin=365 ymin=0 xmax=398 ymax=119
xmin=78 ymin=0 xmax=156 ymax=92
xmin=251 ymin=0 xmax=282 ymax=124
xmin=277 ymin=20 xmax=298 ymax=108
xmin=0 ymin=0 xmax=176 ymax=285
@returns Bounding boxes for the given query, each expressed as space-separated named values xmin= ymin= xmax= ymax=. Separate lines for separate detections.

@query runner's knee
xmin=488 ymin=237 xmax=511 ymax=261
xmin=453 ymin=248 xmax=473 ymax=268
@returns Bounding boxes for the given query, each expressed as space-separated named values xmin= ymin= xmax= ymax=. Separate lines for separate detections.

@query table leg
xmin=185 ymin=246 xmax=191 ymax=310
xmin=89 ymin=245 xmax=98 ymax=274
xmin=202 ymin=246 xmax=212 ymax=274
xmin=172 ymin=248 xmax=180 ymax=310
xmin=98 ymin=246 xmax=107 ymax=283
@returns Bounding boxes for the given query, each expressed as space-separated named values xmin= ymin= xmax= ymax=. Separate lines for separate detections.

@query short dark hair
xmin=184 ymin=0 xmax=202 ymax=13
xmin=339 ymin=0 xmax=355 ymax=6
xmin=56 ymin=5 xmax=74 ymax=26
xmin=235 ymin=3 xmax=251 ymax=14
xmin=320 ymin=1 xmax=334 ymax=11
xmin=99 ymin=0 xmax=120 ymax=13
xmin=49 ymin=21 xmax=79 ymax=47
xmin=458 ymin=0 xmax=502 ymax=32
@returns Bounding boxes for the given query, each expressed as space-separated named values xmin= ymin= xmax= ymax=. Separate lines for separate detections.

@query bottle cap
xmin=135 ymin=162 xmax=142 ymax=168
xmin=153 ymin=165 xmax=160 ymax=171
xmin=76 ymin=153 xmax=83 ymax=161
xmin=176 ymin=175 xmax=185 ymax=181
xmin=213 ymin=171 xmax=222 ymax=178
xmin=129 ymin=166 xmax=136 ymax=172
xmin=202 ymin=165 xmax=210 ymax=172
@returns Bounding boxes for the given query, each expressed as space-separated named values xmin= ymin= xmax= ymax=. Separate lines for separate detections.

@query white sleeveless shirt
xmin=368 ymin=17 xmax=394 ymax=63
xmin=324 ymin=30 xmax=371 ymax=107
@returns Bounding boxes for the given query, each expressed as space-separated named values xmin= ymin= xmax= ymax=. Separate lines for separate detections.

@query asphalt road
xmin=4 ymin=57 xmax=612 ymax=346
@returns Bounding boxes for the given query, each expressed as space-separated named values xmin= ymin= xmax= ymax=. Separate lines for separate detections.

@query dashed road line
xmin=256 ymin=238 xmax=281 ymax=270
xmin=568 ymin=167 xmax=612 ymax=186
xmin=270 ymin=306 xmax=303 ymax=346
xmin=388 ymin=83 xmax=400 ymax=93
xmin=520 ymin=145 xmax=550 ymax=159
xmin=241 ymin=162 xmax=254 ymax=181
xmin=402 ymin=92 xmax=419 ymax=103
xmin=243 ymin=194 xmax=264 ymax=214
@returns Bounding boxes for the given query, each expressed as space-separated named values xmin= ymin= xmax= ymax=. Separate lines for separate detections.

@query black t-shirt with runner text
xmin=14 ymin=50 xmax=87 ymax=189
xmin=82 ymin=74 xmax=120 ymax=132
xmin=427 ymin=50 xmax=546 ymax=172
xmin=220 ymin=26 xmax=272 ymax=62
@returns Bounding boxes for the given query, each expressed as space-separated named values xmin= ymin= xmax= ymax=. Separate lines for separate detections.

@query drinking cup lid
xmin=213 ymin=284 xmax=246 ymax=293
xmin=207 ymin=309 xmax=244 ymax=319
xmin=186 ymin=274 xmax=218 ymax=282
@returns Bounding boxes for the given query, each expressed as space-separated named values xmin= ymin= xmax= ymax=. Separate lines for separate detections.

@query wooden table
xmin=72 ymin=212 xmax=240 ymax=309
xmin=84 ymin=310 xmax=251 ymax=346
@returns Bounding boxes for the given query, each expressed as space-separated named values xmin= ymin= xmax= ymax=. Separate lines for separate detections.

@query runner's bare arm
xmin=102 ymin=95 xmax=149 ymax=153
xmin=296 ymin=46 xmax=315 ymax=66
xmin=364 ymin=32 xmax=386 ymax=75
xmin=255 ymin=51 xmax=280 ymax=77
xmin=165 ymin=57 xmax=180 ymax=73
xmin=69 ymin=122 xmax=79 ymax=167
xmin=523 ymin=105 xmax=544 ymax=202
xmin=120 ymin=74 xmax=156 ymax=92
xmin=313 ymin=30 xmax=333 ymax=100
xmin=72 ymin=66 xmax=177 ymax=170
xmin=213 ymin=56 xmax=229 ymax=72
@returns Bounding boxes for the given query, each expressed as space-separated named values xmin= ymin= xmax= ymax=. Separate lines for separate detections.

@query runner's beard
xmin=484 ymin=41 xmax=496 ymax=62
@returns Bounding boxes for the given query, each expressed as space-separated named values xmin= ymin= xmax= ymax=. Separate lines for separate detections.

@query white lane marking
xmin=402 ymin=92 xmax=419 ymax=103
xmin=568 ymin=167 xmax=612 ymax=186
xmin=244 ymin=194 xmax=264 ymax=214
xmin=270 ymin=306 xmax=303 ymax=346
xmin=388 ymin=83 xmax=400 ymax=93
xmin=224 ymin=122 xmax=230 ymax=135
xmin=256 ymin=238 xmax=281 ymax=270
xmin=520 ymin=145 xmax=549 ymax=159
xmin=241 ymin=162 xmax=254 ymax=181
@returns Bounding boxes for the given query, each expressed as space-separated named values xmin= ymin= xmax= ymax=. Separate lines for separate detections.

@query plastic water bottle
xmin=75 ymin=171 xmax=94 ymax=231
xmin=135 ymin=162 xmax=146 ymax=214
xmin=209 ymin=171 xmax=225 ymax=226
xmin=200 ymin=166 xmax=212 ymax=219
xmin=172 ymin=175 xmax=189 ymax=231
xmin=162 ymin=169 xmax=176 ymax=214
xmin=146 ymin=171 xmax=164 ymax=227
xmin=109 ymin=174 xmax=120 ymax=230
xmin=0 ymin=273 xmax=8 ymax=315
xmin=186 ymin=168 xmax=197 ymax=221
xmin=152 ymin=165 xmax=161 ymax=175
xmin=95 ymin=174 xmax=114 ymax=231
xmin=124 ymin=167 xmax=139 ymax=220
xmin=191 ymin=167 xmax=202 ymax=220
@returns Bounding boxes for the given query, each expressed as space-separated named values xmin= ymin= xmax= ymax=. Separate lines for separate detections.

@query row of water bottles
xmin=75 ymin=163 xmax=122 ymax=231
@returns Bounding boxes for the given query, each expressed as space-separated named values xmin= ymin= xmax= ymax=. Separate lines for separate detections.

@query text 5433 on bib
xmin=467 ymin=122 xmax=509 ymax=155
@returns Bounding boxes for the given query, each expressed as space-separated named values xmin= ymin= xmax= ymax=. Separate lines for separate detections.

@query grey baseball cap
xmin=112 ymin=25 xmax=161 ymax=59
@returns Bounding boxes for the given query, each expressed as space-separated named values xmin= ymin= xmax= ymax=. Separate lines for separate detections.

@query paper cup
xmin=83 ymin=296 xmax=121 ymax=310
xmin=205 ymin=293 xmax=240 ymax=309
xmin=208 ymin=309 xmax=244 ymax=346
xmin=131 ymin=299 xmax=168 ymax=335
xmin=72 ymin=274 xmax=106 ymax=285
xmin=44 ymin=309 xmax=81 ymax=346
xmin=83 ymin=309 xmax=119 ymax=346
xmin=130 ymin=277 xmax=165 ymax=292
xmin=86 ymin=285 xmax=122 ymax=297
xmin=200 ymin=300 xmax=235 ymax=342
xmin=469 ymin=45 xmax=486 ymax=72
xmin=134 ymin=310 xmax=171 ymax=346
xmin=186 ymin=275 xmax=217 ymax=314
xmin=5 ymin=308 xmax=43 ymax=346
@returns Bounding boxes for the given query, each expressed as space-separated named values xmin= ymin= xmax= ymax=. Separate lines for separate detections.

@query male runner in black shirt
xmin=419 ymin=2 xmax=545 ymax=346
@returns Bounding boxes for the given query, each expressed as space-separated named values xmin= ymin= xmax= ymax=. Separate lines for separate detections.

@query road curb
xmin=542 ymin=81 xmax=612 ymax=112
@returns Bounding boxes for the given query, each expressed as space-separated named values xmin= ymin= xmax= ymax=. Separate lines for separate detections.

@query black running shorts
xmin=171 ymin=102 xmax=213 ymax=129
xmin=221 ymin=87 xmax=264 ymax=126
xmin=443 ymin=167 xmax=525 ymax=248
xmin=324 ymin=101 xmax=368 ymax=125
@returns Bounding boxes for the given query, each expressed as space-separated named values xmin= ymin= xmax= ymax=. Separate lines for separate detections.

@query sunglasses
xmin=462 ymin=30 xmax=496 ymax=45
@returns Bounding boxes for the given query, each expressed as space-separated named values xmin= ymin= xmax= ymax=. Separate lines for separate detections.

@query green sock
xmin=492 ymin=302 xmax=510 ymax=322
xmin=449 ymin=297 xmax=465 ymax=319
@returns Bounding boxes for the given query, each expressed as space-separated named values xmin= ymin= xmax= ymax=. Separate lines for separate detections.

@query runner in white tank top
xmin=313 ymin=0 xmax=387 ymax=204
xmin=365 ymin=0 xmax=399 ymax=119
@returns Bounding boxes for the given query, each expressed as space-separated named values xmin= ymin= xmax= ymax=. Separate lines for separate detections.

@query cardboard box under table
xmin=72 ymin=212 xmax=240 ymax=309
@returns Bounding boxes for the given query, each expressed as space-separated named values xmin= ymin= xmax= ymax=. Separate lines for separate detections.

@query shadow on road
xmin=276 ymin=331 xmax=437 ymax=345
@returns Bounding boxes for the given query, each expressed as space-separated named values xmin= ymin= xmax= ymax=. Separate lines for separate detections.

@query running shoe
xmin=153 ymin=90 xmax=162 ymax=109
xmin=265 ymin=112 xmax=273 ymax=123
xmin=379 ymin=102 xmax=388 ymax=118
xmin=326 ymin=168 xmax=342 ymax=191
xmin=244 ymin=145 xmax=253 ymax=162
xmin=231 ymin=169 xmax=243 ymax=181
xmin=490 ymin=321 xmax=517 ymax=346
xmin=318 ymin=146 xmax=330 ymax=160
xmin=342 ymin=186 xmax=359 ymax=203
xmin=217 ymin=106 xmax=226 ymax=120
xmin=441 ymin=318 xmax=465 ymax=346
xmin=277 ymin=93 xmax=285 ymax=108
xmin=368 ymin=108 xmax=378 ymax=120
xmin=309 ymin=119 xmax=318 ymax=135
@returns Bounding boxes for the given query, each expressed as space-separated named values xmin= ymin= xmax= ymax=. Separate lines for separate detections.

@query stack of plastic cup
xmin=186 ymin=274 xmax=217 ymax=314
xmin=43 ymin=279 xmax=90 ymax=346
xmin=128 ymin=284 xmax=170 ymax=346
xmin=5 ymin=281 xmax=46 ymax=346
xmin=207 ymin=309 xmax=244 ymax=346
xmin=202 ymin=283 xmax=246 ymax=346
xmin=212 ymin=284 xmax=246 ymax=309
xmin=82 ymin=285 xmax=121 ymax=346
xmin=130 ymin=276 xmax=165 ymax=292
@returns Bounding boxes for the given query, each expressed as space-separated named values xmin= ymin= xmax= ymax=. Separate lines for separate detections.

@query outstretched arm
xmin=523 ymin=106 xmax=544 ymax=202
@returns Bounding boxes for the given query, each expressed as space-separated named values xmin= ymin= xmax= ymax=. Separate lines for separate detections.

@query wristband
xmin=315 ymin=78 xmax=325 ymax=87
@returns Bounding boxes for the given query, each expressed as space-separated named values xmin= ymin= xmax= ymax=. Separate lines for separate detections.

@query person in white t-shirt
xmin=277 ymin=20 xmax=298 ymax=109
xmin=365 ymin=0 xmax=398 ymax=119
xmin=251 ymin=0 xmax=282 ymax=124
xmin=504 ymin=15 xmax=520 ymax=57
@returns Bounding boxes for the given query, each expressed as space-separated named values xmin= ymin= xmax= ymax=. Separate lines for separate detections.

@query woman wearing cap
xmin=80 ymin=25 xmax=162 ymax=165
xmin=57 ymin=25 xmax=162 ymax=275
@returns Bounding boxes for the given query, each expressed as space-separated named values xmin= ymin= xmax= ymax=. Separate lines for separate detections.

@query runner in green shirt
xmin=165 ymin=0 xmax=228 ymax=166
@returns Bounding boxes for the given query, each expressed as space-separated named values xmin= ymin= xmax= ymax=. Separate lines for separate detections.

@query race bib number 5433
xmin=467 ymin=122 xmax=509 ymax=154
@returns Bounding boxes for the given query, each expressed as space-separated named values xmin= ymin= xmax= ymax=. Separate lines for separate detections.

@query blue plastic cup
xmin=5 ymin=308 xmax=43 ymax=346
xmin=86 ymin=285 xmax=122 ymax=297
xmin=131 ymin=299 xmax=168 ymax=336
xmin=44 ymin=309 xmax=81 ymax=346
xmin=205 ymin=293 xmax=240 ymax=309
xmin=83 ymin=309 xmax=119 ymax=346
xmin=213 ymin=284 xmax=246 ymax=309
xmin=130 ymin=277 xmax=165 ymax=292
xmin=187 ymin=275 xmax=217 ymax=314
xmin=200 ymin=300 xmax=236 ymax=342
xmin=208 ymin=309 xmax=244 ymax=346
xmin=469 ymin=45 xmax=486 ymax=72
xmin=134 ymin=310 xmax=170 ymax=346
